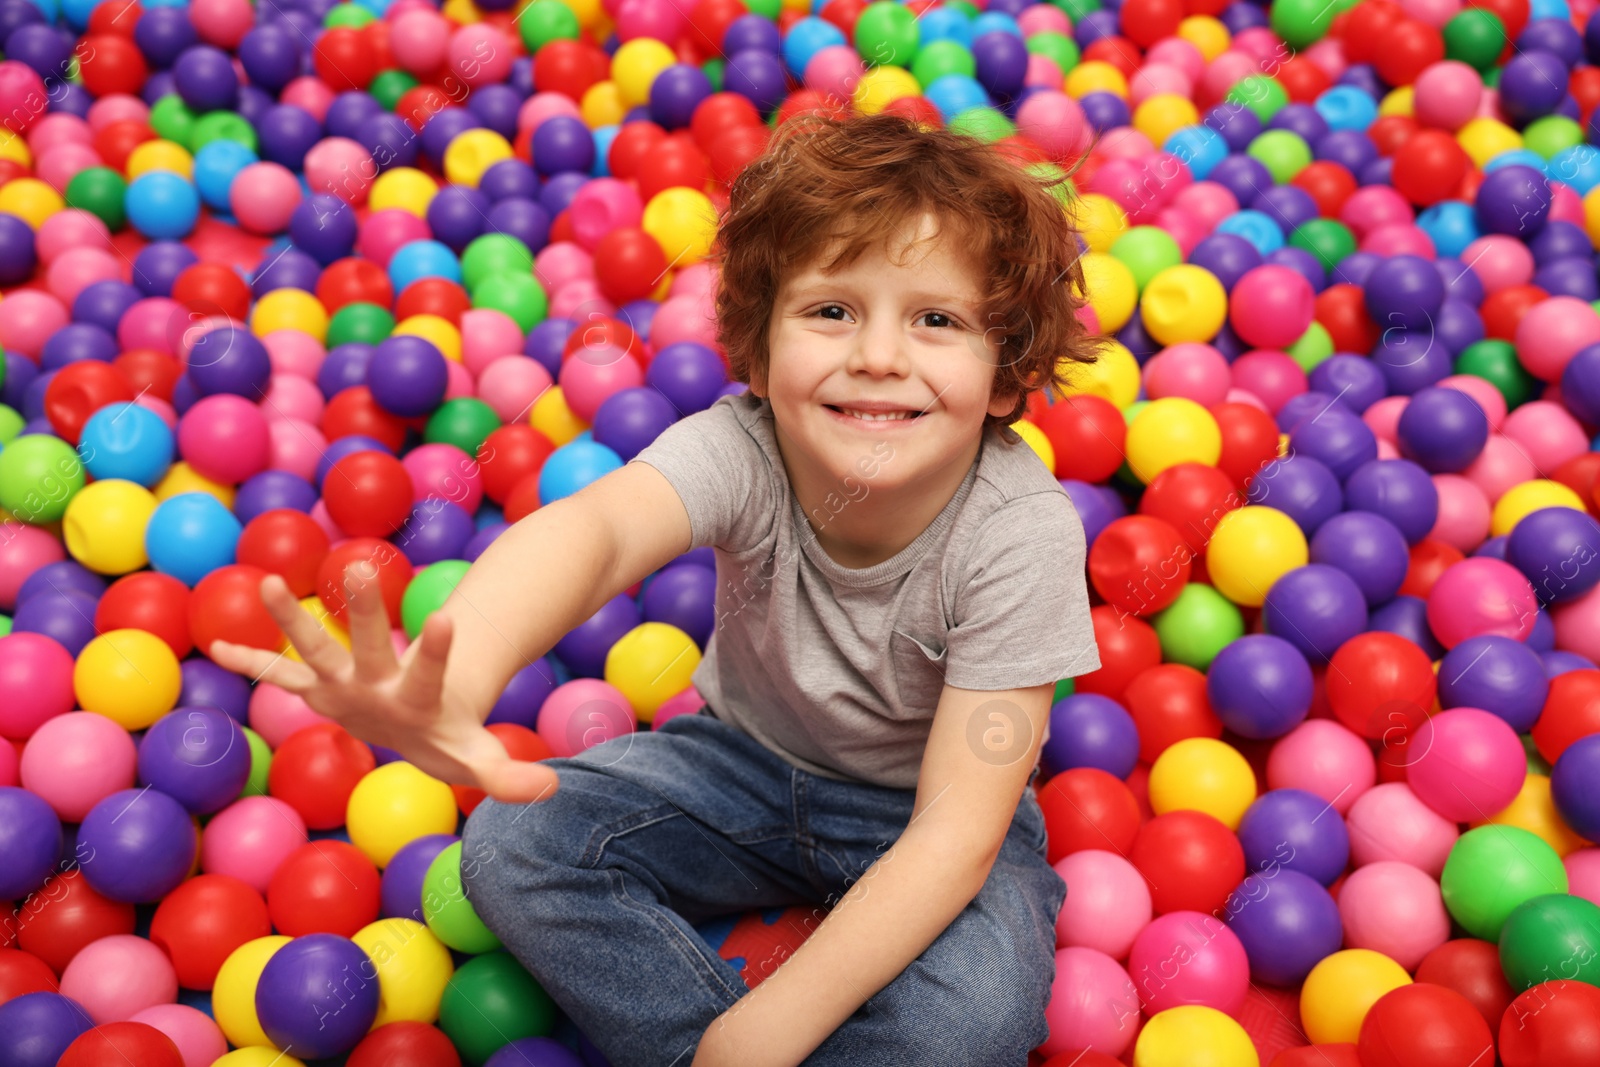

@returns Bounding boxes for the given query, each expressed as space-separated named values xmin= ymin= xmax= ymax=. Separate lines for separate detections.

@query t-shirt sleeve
xmin=943 ymin=488 xmax=1101 ymax=691
xmin=628 ymin=396 xmax=778 ymax=553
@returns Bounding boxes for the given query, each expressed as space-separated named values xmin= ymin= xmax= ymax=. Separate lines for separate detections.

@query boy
xmin=214 ymin=110 xmax=1101 ymax=1066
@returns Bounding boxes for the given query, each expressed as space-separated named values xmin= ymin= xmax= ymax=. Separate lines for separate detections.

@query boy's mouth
xmin=823 ymin=405 xmax=925 ymax=422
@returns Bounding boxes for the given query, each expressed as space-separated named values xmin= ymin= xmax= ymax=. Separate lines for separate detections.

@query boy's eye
xmin=812 ymin=305 xmax=961 ymax=329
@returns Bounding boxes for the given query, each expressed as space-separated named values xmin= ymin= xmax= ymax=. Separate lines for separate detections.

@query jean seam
xmin=608 ymin=866 xmax=749 ymax=1009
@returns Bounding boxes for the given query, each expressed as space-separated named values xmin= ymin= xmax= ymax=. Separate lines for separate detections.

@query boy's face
xmin=754 ymin=214 xmax=1015 ymax=497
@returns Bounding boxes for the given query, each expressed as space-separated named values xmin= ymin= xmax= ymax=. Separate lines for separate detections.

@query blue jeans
xmin=461 ymin=705 xmax=1067 ymax=1067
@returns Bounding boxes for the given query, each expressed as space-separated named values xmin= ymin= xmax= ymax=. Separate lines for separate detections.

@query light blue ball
xmin=917 ymin=7 xmax=973 ymax=48
xmin=925 ymin=74 xmax=991 ymax=120
xmin=1416 ymin=200 xmax=1480 ymax=259
xmin=193 ymin=140 xmax=259 ymax=212
xmin=78 ymin=403 xmax=175 ymax=487
xmin=782 ymin=16 xmax=848 ymax=80
xmin=1484 ymin=149 xmax=1549 ymax=174
xmin=1549 ymin=145 xmax=1600 ymax=195
xmin=59 ymin=0 xmax=100 ymax=30
xmin=1313 ymin=86 xmax=1379 ymax=132
xmin=145 ymin=492 xmax=243 ymax=587
xmin=539 ymin=440 xmax=621 ymax=505
xmin=387 ymin=239 xmax=463 ymax=293
xmin=125 ymin=172 xmax=201 ymax=240
xmin=1215 ymin=209 xmax=1286 ymax=255
xmin=1166 ymin=125 xmax=1228 ymax=180
xmin=971 ymin=11 xmax=1021 ymax=37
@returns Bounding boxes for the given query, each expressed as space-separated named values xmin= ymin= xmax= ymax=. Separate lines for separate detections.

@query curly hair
xmin=708 ymin=110 xmax=1102 ymax=429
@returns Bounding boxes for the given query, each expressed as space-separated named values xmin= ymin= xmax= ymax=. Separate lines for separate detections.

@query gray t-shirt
xmin=631 ymin=392 xmax=1101 ymax=790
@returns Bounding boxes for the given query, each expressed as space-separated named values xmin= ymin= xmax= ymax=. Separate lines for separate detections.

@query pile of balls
xmin=0 ymin=0 xmax=1599 ymax=1058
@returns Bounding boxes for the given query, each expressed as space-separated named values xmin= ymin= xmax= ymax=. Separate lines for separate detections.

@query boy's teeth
xmin=841 ymin=408 xmax=914 ymax=421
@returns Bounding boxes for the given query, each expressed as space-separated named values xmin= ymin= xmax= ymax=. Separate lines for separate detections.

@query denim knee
xmin=459 ymin=795 xmax=570 ymax=916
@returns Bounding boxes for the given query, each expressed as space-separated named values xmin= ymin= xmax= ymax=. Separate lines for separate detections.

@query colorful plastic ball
xmin=72 ymin=627 xmax=181 ymax=731
xmin=1035 ymin=944 xmax=1139 ymax=1058
xmin=77 ymin=786 xmax=198 ymax=904
xmin=1205 ymin=505 xmax=1309 ymax=608
xmin=1498 ymin=979 xmax=1600 ymax=1067
xmin=57 ymin=934 xmax=178 ymax=1025
xmin=349 ymin=919 xmax=453 ymax=1029
xmin=199 ymin=795 xmax=306 ymax=896
xmin=346 ymin=762 xmax=457 ymax=868
xmin=255 ymin=934 xmax=377 ymax=1060
xmin=0 ymin=992 xmax=95 ymax=1067
xmin=147 ymin=874 xmax=272 ymax=992
xmin=1434 ymin=635 xmax=1547 ymax=733
xmin=1498 ymin=893 xmax=1600 ymax=993
xmin=18 ymin=709 xmax=137 ymax=822
xmin=176 ymin=394 xmax=270 ymax=486
xmin=143 ymin=492 xmax=242 ymax=587
xmin=1043 ymin=694 xmax=1140 ymax=779
xmin=324 ymin=450 xmax=414 ymax=538
xmin=1442 ymin=825 xmax=1570 ymax=941
xmin=138 ymin=706 xmax=250 ymax=815
xmin=1229 ymin=264 xmax=1315 ymax=349
xmin=1087 ymin=514 xmax=1191 ymax=617
xmin=1052 ymin=849 xmax=1151 ymax=960
xmin=1124 ymin=397 xmax=1222 ymax=483
xmin=436 ymin=951 xmax=557 ymax=1066
xmin=1224 ymin=867 xmax=1343 ymax=989
xmin=1147 ymin=736 xmax=1256 ymax=831
xmin=0 ymin=433 xmax=87 ymax=525
xmin=1411 ymin=939 xmax=1515 ymax=1034
xmin=0 ymin=785 xmax=60 ymax=901
xmin=56 ymin=1021 xmax=185 ymax=1067
xmin=1515 ymin=295 xmax=1600 ymax=382
xmin=1131 ymin=1005 xmax=1258 ymax=1067
xmin=347 ymin=1021 xmax=462 ymax=1067
xmin=1325 ymin=630 xmax=1438 ymax=740
xmin=1128 ymin=911 xmax=1251 ymax=1016
xmin=267 ymin=839 xmax=381 ymax=939
xmin=77 ymin=402 xmax=174 ymax=487
xmin=1356 ymin=982 xmax=1495 ymax=1067
xmin=1338 ymin=860 xmax=1453 ymax=971
xmin=1204 ymin=634 xmax=1313 ymax=739
xmin=1424 ymin=557 xmax=1539 ymax=648
xmin=124 ymin=171 xmax=199 ymax=240
xmin=1396 ymin=386 xmax=1489 ymax=474
xmin=368 ymin=334 xmax=448 ymax=418
xmin=1551 ymin=736 xmax=1600 ymax=842
xmin=1476 ymin=164 xmax=1552 ymax=237
xmin=1300 ymin=949 xmax=1414 ymax=1045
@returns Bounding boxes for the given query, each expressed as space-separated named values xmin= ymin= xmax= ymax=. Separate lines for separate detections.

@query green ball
xmin=1498 ymin=893 xmax=1600 ymax=993
xmin=742 ymin=0 xmax=780 ymax=17
xmin=1152 ymin=583 xmax=1244 ymax=670
xmin=0 ymin=405 xmax=23 ymax=446
xmin=241 ymin=726 xmax=272 ymax=797
xmin=327 ymin=303 xmax=396 ymax=347
xmin=1226 ymin=75 xmax=1289 ymax=123
xmin=461 ymin=234 xmax=534 ymax=292
xmin=1289 ymin=218 xmax=1357 ymax=275
xmin=426 ymin=398 xmax=502 ymax=455
xmin=1050 ymin=0 xmax=1100 ymax=20
xmin=1443 ymin=8 xmax=1507 ymax=71
xmin=401 ymin=559 xmax=471 ymax=641
xmin=1270 ymin=0 xmax=1341 ymax=48
xmin=1248 ymin=129 xmax=1312 ymax=183
xmin=471 ymin=272 xmax=549 ymax=334
xmin=911 ymin=40 xmax=975 ymax=88
xmin=1483 ymin=66 xmax=1501 ymax=90
xmin=438 ymin=951 xmax=557 ymax=1066
xmin=1441 ymin=825 xmax=1568 ymax=941
xmin=1026 ymin=160 xmax=1075 ymax=207
xmin=1053 ymin=677 xmax=1076 ymax=703
xmin=0 ymin=434 xmax=86 ymax=525
xmin=949 ymin=107 xmax=1014 ymax=143
xmin=1456 ymin=339 xmax=1539 ymax=409
xmin=853 ymin=1 xmax=920 ymax=68
xmin=703 ymin=57 xmax=724 ymax=94
xmin=324 ymin=2 xmax=374 ymax=26
xmin=1288 ymin=321 xmax=1334 ymax=373
xmin=1523 ymin=116 xmax=1584 ymax=160
xmin=1111 ymin=225 xmax=1183 ymax=292
xmin=0 ymin=616 xmax=9 ymax=637
xmin=188 ymin=111 xmax=256 ymax=154
xmin=520 ymin=0 xmax=581 ymax=51
xmin=65 ymin=166 xmax=128 ymax=230
xmin=369 ymin=70 xmax=419 ymax=111
xmin=1026 ymin=31 xmax=1080 ymax=75
xmin=149 ymin=95 xmax=198 ymax=146
xmin=422 ymin=841 xmax=502 ymax=953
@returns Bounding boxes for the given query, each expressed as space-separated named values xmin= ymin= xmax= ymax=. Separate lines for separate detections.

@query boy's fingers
xmin=211 ymin=640 xmax=320 ymax=692
xmin=398 ymin=613 xmax=453 ymax=710
xmin=259 ymin=576 xmax=349 ymax=679
xmin=478 ymin=756 xmax=560 ymax=806
xmin=347 ymin=565 xmax=399 ymax=682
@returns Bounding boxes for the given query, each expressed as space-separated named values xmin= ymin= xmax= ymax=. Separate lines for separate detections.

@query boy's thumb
xmin=480 ymin=758 xmax=561 ymax=806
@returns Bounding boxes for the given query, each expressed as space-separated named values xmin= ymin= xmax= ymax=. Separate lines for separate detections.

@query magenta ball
xmin=230 ymin=162 xmax=304 ymax=236
xmin=1126 ymin=911 xmax=1251 ymax=1016
xmin=536 ymin=678 xmax=637 ymax=758
xmin=1266 ymin=719 xmax=1376 ymax=816
xmin=1337 ymin=860 xmax=1452 ymax=971
xmin=198 ymin=795 xmax=308 ymax=894
xmin=1229 ymin=265 xmax=1316 ymax=350
xmin=1040 ymin=947 xmax=1140 ymax=1058
xmin=1406 ymin=707 xmax=1526 ymax=823
xmin=1143 ymin=343 xmax=1231 ymax=406
xmin=177 ymin=394 xmax=272 ymax=485
xmin=0 ymin=631 xmax=76 ymax=740
xmin=1424 ymin=557 xmax=1538 ymax=647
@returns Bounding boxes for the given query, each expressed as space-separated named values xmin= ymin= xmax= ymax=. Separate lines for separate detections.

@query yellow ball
xmin=351 ymin=918 xmax=455 ymax=1026
xmin=285 ymin=595 xmax=351 ymax=665
xmin=214 ymin=1049 xmax=305 ymax=1067
xmin=531 ymin=385 xmax=587 ymax=444
xmin=1457 ymin=118 xmax=1523 ymax=170
xmin=347 ymin=762 xmax=458 ymax=867
xmin=1134 ymin=1006 xmax=1259 ymax=1067
xmin=213 ymin=935 xmax=292 ymax=1049
xmin=605 ymin=622 xmax=702 ymax=722
xmin=1141 ymin=264 xmax=1228 ymax=345
xmin=1475 ymin=774 xmax=1590 ymax=857
xmin=1492 ymin=479 xmax=1586 ymax=537
xmin=1177 ymin=16 xmax=1230 ymax=61
xmin=253 ymin=288 xmax=329 ymax=343
xmin=642 ymin=186 xmax=717 ymax=268
xmin=1066 ymin=60 xmax=1128 ymax=99
xmin=611 ymin=38 xmax=677 ymax=107
xmin=1147 ymin=737 xmax=1257 ymax=830
xmin=394 ymin=314 xmax=463 ymax=362
xmin=1125 ymin=397 xmax=1222 ymax=483
xmin=580 ymin=80 xmax=627 ymax=128
xmin=73 ymin=628 xmax=183 ymax=730
xmin=853 ymin=64 xmax=923 ymax=114
xmin=1133 ymin=94 xmax=1200 ymax=149
xmin=0 ymin=177 xmax=64 ymax=228
xmin=154 ymin=461 xmax=238 ymax=505
xmin=558 ymin=0 xmax=602 ymax=26
xmin=1585 ymin=185 xmax=1600 ymax=248
xmin=1206 ymin=505 xmax=1309 ymax=607
xmin=62 ymin=478 xmax=158 ymax=574
xmin=1071 ymin=193 xmax=1128 ymax=253
xmin=1300 ymin=948 xmax=1412 ymax=1044
xmin=1010 ymin=418 xmax=1055 ymax=473
xmin=126 ymin=140 xmax=194 ymax=180
xmin=1081 ymin=251 xmax=1138 ymax=333
xmin=444 ymin=129 xmax=514 ymax=188
xmin=441 ymin=0 xmax=481 ymax=21
xmin=1060 ymin=339 xmax=1140 ymax=410
xmin=0 ymin=130 xmax=32 ymax=169
xmin=369 ymin=167 xmax=439 ymax=217
xmin=1378 ymin=86 xmax=1414 ymax=118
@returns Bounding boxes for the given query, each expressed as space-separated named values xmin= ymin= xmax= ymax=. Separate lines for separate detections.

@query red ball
xmin=1292 ymin=160 xmax=1358 ymax=218
xmin=1033 ymin=395 xmax=1126 ymax=482
xmin=528 ymin=38 xmax=607 ymax=99
xmin=1552 ymin=453 xmax=1600 ymax=516
xmin=324 ymin=450 xmax=414 ymax=537
xmin=690 ymin=95 xmax=763 ymax=153
xmin=1042 ymin=1053 xmax=1122 ymax=1067
xmin=347 ymin=1022 xmax=463 ymax=1067
xmin=93 ymin=119 xmax=155 ymax=171
xmin=636 ymin=137 xmax=712 ymax=201
xmin=1210 ymin=401 xmax=1281 ymax=491
xmin=477 ymin=425 xmax=555 ymax=505
xmin=1269 ymin=1048 xmax=1361 ymax=1067
xmin=1089 ymin=515 xmax=1191 ymax=616
xmin=113 ymin=349 xmax=183 ymax=403
xmin=95 ymin=571 xmax=193 ymax=659
xmin=322 ymin=386 xmax=409 ymax=451
xmin=171 ymin=262 xmax=253 ymax=322
xmin=609 ymin=122 xmax=668 ymax=182
xmin=1370 ymin=114 xmax=1421 ymax=158
xmin=87 ymin=0 xmax=141 ymax=36
xmin=1392 ymin=128 xmax=1470 ymax=206
xmin=266 ymin=840 xmax=382 ymax=938
xmin=1074 ymin=605 xmax=1162 ymax=702
xmin=706 ymin=124 xmax=772 ymax=186
xmin=316 ymin=536 xmax=413 ymax=627
xmin=314 ymin=26 xmax=376 ymax=90
xmin=1374 ymin=18 xmax=1443 ymax=86
xmin=686 ymin=0 xmax=748 ymax=63
xmin=1314 ymin=283 xmax=1380 ymax=356
xmin=1139 ymin=462 xmax=1241 ymax=553
xmin=1415 ymin=939 xmax=1515 ymax=1032
xmin=1400 ymin=538 xmax=1465 ymax=599
xmin=1122 ymin=663 xmax=1223 ymax=763
xmin=503 ymin=470 xmax=544 ymax=524
xmin=1037 ymin=768 xmax=1141 ymax=863
xmin=45 ymin=361 xmax=135 ymax=445
xmin=1467 ymin=0 xmax=1528 ymax=41
xmin=396 ymin=84 xmax=453 ymax=132
xmin=148 ymin=874 xmax=271 ymax=990
xmin=14 ymin=870 xmax=136 ymax=975
xmin=1335 ymin=0 xmax=1403 ymax=63
xmin=317 ymin=258 xmax=394 ymax=313
xmin=1325 ymin=631 xmax=1437 ymax=740
xmin=268 ymin=722 xmax=377 ymax=831
xmin=1499 ymin=980 xmax=1600 ymax=1067
xmin=1276 ymin=54 xmax=1332 ymax=103
xmin=1130 ymin=810 xmax=1246 ymax=915
xmin=59 ymin=1022 xmax=183 ymax=1067
xmin=1532 ymin=668 xmax=1600 ymax=764
xmin=190 ymin=563 xmax=284 ymax=654
xmin=237 ymin=509 xmax=331 ymax=599
xmin=1119 ymin=0 xmax=1182 ymax=47
xmin=394 ymin=277 xmax=471 ymax=326
xmin=594 ymin=227 xmax=669 ymax=305
xmin=451 ymin=723 xmax=555 ymax=815
xmin=1481 ymin=284 xmax=1549 ymax=341
xmin=1358 ymin=982 xmax=1495 ymax=1067
xmin=1083 ymin=37 xmax=1142 ymax=80
xmin=75 ymin=35 xmax=148 ymax=98
xmin=0 ymin=948 xmax=59 ymax=1004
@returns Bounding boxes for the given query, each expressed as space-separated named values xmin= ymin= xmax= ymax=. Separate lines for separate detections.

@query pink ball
xmin=1413 ymin=60 xmax=1482 ymax=129
xmin=1155 ymin=206 xmax=1208 ymax=258
xmin=1363 ymin=394 xmax=1409 ymax=445
xmin=1267 ymin=719 xmax=1376 ymax=815
xmin=178 ymin=394 xmax=271 ymax=485
xmin=1023 ymin=53 xmax=1064 ymax=89
xmin=1337 ymin=860 xmax=1451 ymax=971
xmin=1171 ymin=181 xmax=1239 ymax=230
xmin=267 ymin=417 xmax=326 ymax=481
xmin=189 ymin=0 xmax=255 ymax=47
xmin=803 ymin=45 xmax=867 ymax=101
xmin=1361 ymin=223 xmax=1436 ymax=258
xmin=18 ymin=711 xmax=138 ymax=822
xmin=36 ymin=143 xmax=103 ymax=193
xmin=1439 ymin=373 xmax=1506 ymax=430
xmin=516 ymin=92 xmax=582 ymax=138
xmin=303 ymin=137 xmax=374 ymax=204
xmin=1566 ymin=847 xmax=1600 ymax=907
xmin=230 ymin=161 xmax=303 ymax=235
xmin=477 ymin=355 xmax=554 ymax=424
xmin=1143 ymin=342 xmax=1231 ymax=406
xmin=1429 ymin=474 xmax=1491 ymax=551
xmin=1052 ymin=849 xmax=1152 ymax=959
xmin=1229 ymin=265 xmax=1315 ymax=350
xmin=1515 ymin=296 xmax=1600 ymax=382
xmin=1551 ymin=581 xmax=1600 ymax=663
xmin=1345 ymin=781 xmax=1459 ymax=878
xmin=0 ymin=521 xmax=65 ymax=611
xmin=1550 ymin=182 xmax=1585 ymax=228
xmin=614 ymin=0 xmax=689 ymax=44
xmin=460 ymin=308 xmax=525 ymax=376
xmin=1462 ymin=234 xmax=1535 ymax=293
xmin=1199 ymin=50 xmax=1260 ymax=103
xmin=443 ymin=358 xmax=473 ymax=402
xmin=260 ymin=373 xmax=324 ymax=424
xmin=1233 ymin=27 xmax=1282 ymax=63
xmin=0 ymin=738 xmax=15 ymax=787
xmin=59 ymin=934 xmax=178 ymax=1023
xmin=557 ymin=345 xmax=645 ymax=422
xmin=1425 ymin=557 xmax=1538 ymax=647
xmin=0 ymin=631 xmax=76 ymax=740
xmin=27 ymin=113 xmax=92 ymax=154
xmin=129 ymin=1004 xmax=229 ymax=1067
xmin=650 ymin=684 xmax=704 ymax=728
xmin=389 ymin=9 xmax=451 ymax=74
xmin=1016 ymin=91 xmax=1089 ymax=161
xmin=117 ymin=297 xmax=183 ymax=356
xmin=1126 ymin=911 xmax=1250 ymax=1016
xmin=1340 ymin=186 xmax=1414 ymax=237
xmin=280 ymin=76 xmax=334 ymax=122
xmin=1501 ymin=400 xmax=1589 ymax=474
xmin=86 ymin=94 xmax=148 ymax=131
xmin=1129 ymin=63 xmax=1192 ymax=104
xmin=47 ymin=246 xmax=120 ymax=306
xmin=261 ymin=330 xmax=325 ymax=379
xmin=310 ymin=499 xmax=345 ymax=542
xmin=1401 ymin=0 xmax=1462 ymax=25
xmin=647 ymin=292 xmax=718 ymax=350
xmin=1017 ymin=3 xmax=1070 ymax=35
xmin=1376 ymin=437 xmax=1402 ymax=460
xmin=1145 ymin=38 xmax=1204 ymax=82
xmin=1230 ymin=349 xmax=1309 ymax=413
xmin=533 ymin=242 xmax=594 ymax=292
xmin=448 ymin=24 xmax=513 ymax=86
xmin=1407 ymin=707 xmax=1526 ymax=821
xmin=1305 ymin=39 xmax=1348 ymax=79
xmin=35 ymin=208 xmax=111 ymax=262
xmin=0 ymin=289 xmax=68 ymax=358
xmin=1040 ymin=947 xmax=1141 ymax=1058
xmin=401 ymin=442 xmax=483 ymax=511
xmin=248 ymin=681 xmax=332 ymax=749
xmin=358 ymin=209 xmax=432 ymax=267
xmin=537 ymin=678 xmax=637 ymax=758
xmin=1463 ymin=434 xmax=1537 ymax=504
xmin=200 ymin=795 xmax=308 ymax=894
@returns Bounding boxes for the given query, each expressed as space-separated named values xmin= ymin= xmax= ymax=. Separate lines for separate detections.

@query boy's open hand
xmin=208 ymin=567 xmax=560 ymax=806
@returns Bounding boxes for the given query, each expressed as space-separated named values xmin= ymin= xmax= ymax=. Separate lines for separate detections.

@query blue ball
xmin=125 ymin=171 xmax=201 ymax=240
xmin=193 ymin=139 xmax=258 ymax=211
xmin=1043 ymin=693 xmax=1139 ymax=778
xmin=539 ymin=439 xmax=622 ymax=504
xmin=387 ymin=238 xmax=463 ymax=292
xmin=145 ymin=492 xmax=243 ymax=586
xmin=77 ymin=401 xmax=175 ymax=486
xmin=1416 ymin=200 xmax=1481 ymax=259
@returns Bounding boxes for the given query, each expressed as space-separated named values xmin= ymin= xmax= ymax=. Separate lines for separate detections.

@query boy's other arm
xmin=692 ymin=680 xmax=1054 ymax=1067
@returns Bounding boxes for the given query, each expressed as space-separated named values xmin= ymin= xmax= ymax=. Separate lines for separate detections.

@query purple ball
xmin=1237 ymin=788 xmax=1350 ymax=886
xmin=1344 ymin=459 xmax=1440 ymax=543
xmin=1310 ymin=510 xmax=1410 ymax=606
xmin=1043 ymin=693 xmax=1140 ymax=778
xmin=77 ymin=787 xmax=198 ymax=902
xmin=1521 ymin=17 xmax=1583 ymax=66
xmin=1499 ymin=49 xmax=1569 ymax=125
xmin=188 ymin=325 xmax=272 ymax=399
xmin=1530 ymin=219 xmax=1593 ymax=264
xmin=467 ymin=84 xmax=523 ymax=138
xmin=380 ymin=833 xmax=458 ymax=921
xmin=368 ymin=335 xmax=448 ymax=417
xmin=180 ymin=659 xmax=253 ymax=724
xmin=325 ymin=90 xmax=381 ymax=139
xmin=647 ymin=62 xmax=714 ymax=130
xmin=257 ymin=934 xmax=379 ymax=1059
xmin=237 ymin=23 xmax=300 ymax=91
xmin=133 ymin=7 xmax=197 ymax=68
xmin=1364 ymin=254 xmax=1445 ymax=332
xmin=1209 ymin=154 xmax=1273 ymax=208
xmin=0 ymin=993 xmax=94 ymax=1067
xmin=1307 ymin=354 xmax=1386 ymax=414
xmin=1265 ymin=245 xmax=1327 ymax=292
xmin=425 ymin=186 xmax=489 ymax=252
xmin=1435 ymin=298 xmax=1487 ymax=352
xmin=1396 ymin=385 xmax=1489 ymax=473
xmin=1060 ymin=478 xmax=1123 ymax=546
xmin=318 ymin=342 xmax=374 ymax=398
xmin=257 ymin=103 xmax=324 ymax=170
xmin=1286 ymin=403 xmax=1377 ymax=481
xmin=1247 ymin=454 xmax=1343 ymax=536
xmin=17 ymin=559 xmax=106 ymax=604
xmin=1544 ymin=649 xmax=1596 ymax=676
xmin=1316 ymin=128 xmax=1378 ymax=173
xmin=11 ymin=590 xmax=99 ymax=656
xmin=1262 ymin=563 xmax=1370 ymax=664
xmin=1533 ymin=256 xmax=1599 ymax=300
xmin=137 ymin=707 xmax=251 ymax=814
xmin=172 ymin=44 xmax=239 ymax=111
xmin=72 ymin=279 xmax=143 ymax=334
xmin=1222 ymin=0 xmax=1270 ymax=31
xmin=1368 ymin=594 xmax=1446 ymax=660
xmin=1224 ymin=869 xmax=1343 ymax=986
xmin=1253 ymin=184 xmax=1320 ymax=234
xmin=485 ymin=1037 xmax=586 ymax=1067
xmin=1436 ymin=257 xmax=1485 ymax=305
xmin=641 ymin=563 xmax=714 ymax=649
xmin=1333 ymin=250 xmax=1381 ymax=288
xmin=1208 ymin=103 xmax=1262 ymax=151
xmin=1116 ymin=313 xmax=1160 ymax=364
xmin=481 ymin=159 xmax=540 ymax=202
xmin=288 ymin=194 xmax=357 ymax=265
xmin=251 ymin=246 xmax=321 ymax=296
xmin=524 ymin=318 xmax=572 ymax=379
xmin=235 ymin=470 xmax=319 ymax=521
xmin=133 ymin=240 xmax=198 ymax=296
xmin=538 ymin=171 xmax=589 ymax=217
xmin=529 ymin=114 xmax=595 ymax=175
xmin=1551 ymin=735 xmax=1600 ymax=841
xmin=396 ymin=500 xmax=476 ymax=565
xmin=1079 ymin=90 xmax=1129 ymax=132
xmin=1506 ymin=505 xmax=1600 ymax=603
xmin=1188 ymin=233 xmax=1263 ymax=291
xmin=553 ymin=593 xmax=641 ymax=678
xmin=1475 ymin=164 xmax=1552 ymax=237
xmin=1438 ymin=635 xmax=1549 ymax=731
xmin=1207 ymin=634 xmax=1314 ymax=739
xmin=464 ymin=521 xmax=509 ymax=562
xmin=486 ymin=197 xmax=552 ymax=252
xmin=487 ymin=658 xmax=559 ymax=729
xmin=39 ymin=323 xmax=117 ymax=369
xmin=973 ymin=29 xmax=1028 ymax=100
xmin=722 ymin=48 xmax=788 ymax=115
xmin=1075 ymin=9 xmax=1119 ymax=46
xmin=0 ymin=786 xmax=62 ymax=900
xmin=592 ymin=387 xmax=678 ymax=463
xmin=1269 ymin=102 xmax=1330 ymax=143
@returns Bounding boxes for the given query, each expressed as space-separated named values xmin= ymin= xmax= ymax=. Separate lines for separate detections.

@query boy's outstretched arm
xmin=691 ymin=680 xmax=1056 ymax=1067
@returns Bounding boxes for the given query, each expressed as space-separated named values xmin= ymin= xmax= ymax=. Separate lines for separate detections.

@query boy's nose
xmin=847 ymin=319 xmax=911 ymax=377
